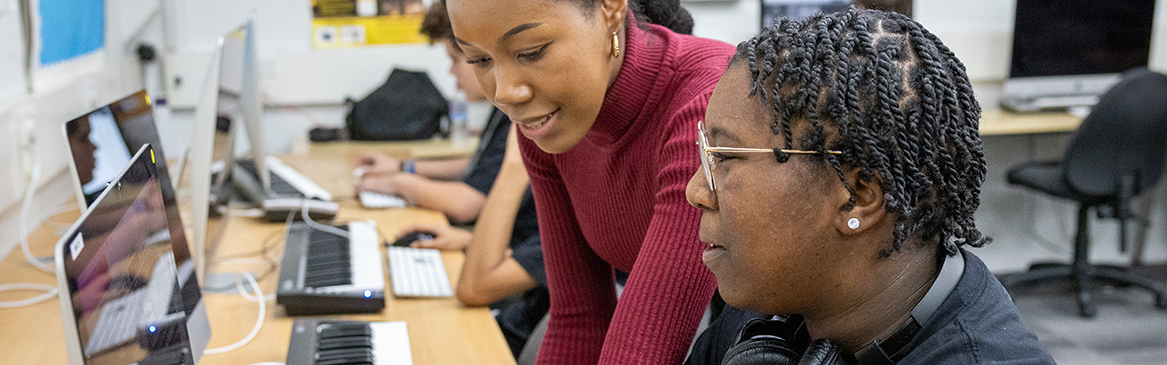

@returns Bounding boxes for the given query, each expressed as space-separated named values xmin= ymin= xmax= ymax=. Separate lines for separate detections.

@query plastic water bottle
xmin=449 ymin=91 xmax=469 ymax=143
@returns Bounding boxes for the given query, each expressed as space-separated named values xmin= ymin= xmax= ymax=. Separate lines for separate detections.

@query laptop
xmin=62 ymin=92 xmax=212 ymax=363
xmin=55 ymin=144 xmax=209 ymax=365
xmin=199 ymin=19 xmax=337 ymax=221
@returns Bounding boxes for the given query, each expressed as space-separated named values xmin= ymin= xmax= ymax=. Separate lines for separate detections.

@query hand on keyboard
xmin=395 ymin=224 xmax=472 ymax=251
xmin=356 ymin=151 xmax=402 ymax=175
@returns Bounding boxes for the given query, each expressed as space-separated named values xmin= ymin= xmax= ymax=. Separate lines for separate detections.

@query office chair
xmin=1003 ymin=68 xmax=1167 ymax=318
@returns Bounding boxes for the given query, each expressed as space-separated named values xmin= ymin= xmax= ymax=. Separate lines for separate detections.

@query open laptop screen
xmin=55 ymin=145 xmax=196 ymax=365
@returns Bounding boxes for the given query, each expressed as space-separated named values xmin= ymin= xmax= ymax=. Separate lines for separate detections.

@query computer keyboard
xmin=1032 ymin=94 xmax=1099 ymax=109
xmin=386 ymin=247 xmax=453 ymax=298
xmin=85 ymin=252 xmax=181 ymax=356
xmin=1002 ymin=94 xmax=1100 ymax=112
xmin=236 ymin=159 xmax=303 ymax=198
xmin=360 ymin=191 xmax=407 ymax=209
xmin=86 ymin=290 xmax=146 ymax=356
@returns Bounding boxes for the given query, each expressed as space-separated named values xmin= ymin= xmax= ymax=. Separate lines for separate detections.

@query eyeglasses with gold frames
xmin=696 ymin=120 xmax=842 ymax=192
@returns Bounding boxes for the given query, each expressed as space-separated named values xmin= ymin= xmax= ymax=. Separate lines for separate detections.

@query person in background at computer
xmin=355 ymin=3 xmax=511 ymax=225
xmin=366 ymin=3 xmax=549 ymax=357
xmin=67 ymin=115 xmax=98 ymax=187
xmin=446 ymin=0 xmax=734 ymax=363
xmin=684 ymin=8 xmax=1054 ymax=364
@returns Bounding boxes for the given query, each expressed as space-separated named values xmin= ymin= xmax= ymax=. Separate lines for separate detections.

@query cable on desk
xmin=301 ymin=201 xmax=349 ymax=239
xmin=215 ymin=228 xmax=285 ymax=261
xmin=204 ymin=213 xmax=290 ymax=293
xmin=236 ymin=275 xmax=276 ymax=303
xmin=20 ymin=163 xmax=55 ymax=274
xmin=203 ymin=271 xmax=265 ymax=355
xmin=0 ymin=283 xmax=58 ymax=308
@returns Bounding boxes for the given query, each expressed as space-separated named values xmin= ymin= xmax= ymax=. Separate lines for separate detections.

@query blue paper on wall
xmin=39 ymin=0 xmax=104 ymax=66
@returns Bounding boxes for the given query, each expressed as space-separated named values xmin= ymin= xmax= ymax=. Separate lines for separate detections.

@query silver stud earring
xmin=847 ymin=218 xmax=860 ymax=230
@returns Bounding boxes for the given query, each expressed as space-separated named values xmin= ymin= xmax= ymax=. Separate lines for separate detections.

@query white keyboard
xmin=360 ymin=191 xmax=408 ymax=209
xmin=1032 ymin=94 xmax=1099 ymax=109
xmin=267 ymin=156 xmax=333 ymax=201
xmin=386 ymin=247 xmax=453 ymax=298
xmin=85 ymin=252 xmax=179 ymax=356
xmin=86 ymin=290 xmax=146 ymax=356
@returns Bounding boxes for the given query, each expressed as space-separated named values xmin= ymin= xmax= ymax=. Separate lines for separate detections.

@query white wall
xmin=6 ymin=0 xmax=1167 ymax=271
xmin=165 ymin=0 xmax=454 ymax=108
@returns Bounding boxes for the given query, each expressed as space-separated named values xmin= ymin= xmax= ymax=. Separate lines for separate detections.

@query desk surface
xmin=293 ymin=137 xmax=481 ymax=160
xmin=979 ymin=109 xmax=1082 ymax=135
xmin=0 ymin=146 xmax=515 ymax=364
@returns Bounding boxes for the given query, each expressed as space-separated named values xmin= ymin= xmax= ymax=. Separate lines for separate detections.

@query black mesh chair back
xmin=1064 ymin=68 xmax=1167 ymax=198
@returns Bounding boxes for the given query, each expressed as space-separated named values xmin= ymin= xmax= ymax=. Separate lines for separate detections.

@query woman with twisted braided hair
xmin=445 ymin=0 xmax=733 ymax=363
xmin=685 ymin=8 xmax=1054 ymax=364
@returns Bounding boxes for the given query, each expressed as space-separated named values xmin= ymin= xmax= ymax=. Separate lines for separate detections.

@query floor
xmin=1004 ymin=264 xmax=1167 ymax=365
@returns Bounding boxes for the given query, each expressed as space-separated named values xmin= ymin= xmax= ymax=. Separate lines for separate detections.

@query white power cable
xmin=20 ymin=163 xmax=54 ymax=273
xmin=203 ymin=271 xmax=265 ymax=355
xmin=300 ymin=201 xmax=348 ymax=239
xmin=237 ymin=279 xmax=275 ymax=303
xmin=0 ymin=283 xmax=58 ymax=308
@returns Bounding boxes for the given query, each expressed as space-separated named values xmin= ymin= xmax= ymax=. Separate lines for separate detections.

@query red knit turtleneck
xmin=518 ymin=20 xmax=736 ymax=364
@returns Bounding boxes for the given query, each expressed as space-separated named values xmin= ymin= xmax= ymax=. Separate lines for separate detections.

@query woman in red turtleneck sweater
xmin=446 ymin=0 xmax=735 ymax=362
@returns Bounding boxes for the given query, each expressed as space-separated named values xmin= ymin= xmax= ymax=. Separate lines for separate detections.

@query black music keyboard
xmin=286 ymin=318 xmax=413 ymax=365
xmin=277 ymin=222 xmax=386 ymax=315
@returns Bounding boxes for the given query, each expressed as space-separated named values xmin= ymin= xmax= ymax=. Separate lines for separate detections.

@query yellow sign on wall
xmin=311 ymin=0 xmax=430 ymax=48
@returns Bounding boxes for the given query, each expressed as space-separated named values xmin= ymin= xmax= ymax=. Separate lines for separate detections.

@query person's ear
xmin=836 ymin=167 xmax=887 ymax=236
xmin=598 ymin=0 xmax=628 ymax=32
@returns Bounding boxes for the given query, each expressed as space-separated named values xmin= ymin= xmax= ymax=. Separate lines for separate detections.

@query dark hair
xmin=732 ymin=7 xmax=989 ymax=257
xmin=439 ymin=0 xmax=693 ymax=36
xmin=562 ymin=0 xmax=694 ymax=35
xmin=421 ymin=2 xmax=458 ymax=50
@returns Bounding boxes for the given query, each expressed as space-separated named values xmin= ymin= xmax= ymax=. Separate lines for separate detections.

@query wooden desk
xmin=0 ymin=145 xmax=515 ymax=364
xmin=979 ymin=109 xmax=1083 ymax=135
xmin=292 ymin=137 xmax=481 ymax=160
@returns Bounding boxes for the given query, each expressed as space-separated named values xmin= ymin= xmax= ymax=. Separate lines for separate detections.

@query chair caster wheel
xmin=1156 ymin=294 xmax=1167 ymax=309
xmin=1078 ymin=303 xmax=1097 ymax=318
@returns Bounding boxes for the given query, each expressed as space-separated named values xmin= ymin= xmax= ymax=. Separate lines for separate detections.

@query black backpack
xmin=345 ymin=68 xmax=448 ymax=140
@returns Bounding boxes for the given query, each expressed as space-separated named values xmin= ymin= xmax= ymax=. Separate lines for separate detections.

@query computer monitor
xmin=1003 ymin=0 xmax=1156 ymax=110
xmin=193 ymin=18 xmax=335 ymax=223
xmin=212 ymin=18 xmax=268 ymax=190
xmin=61 ymin=92 xmax=212 ymax=363
xmin=55 ymin=144 xmax=209 ymax=365
xmin=188 ymin=31 xmax=238 ymax=286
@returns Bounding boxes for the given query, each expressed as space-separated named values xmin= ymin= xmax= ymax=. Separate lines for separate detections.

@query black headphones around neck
xmin=720 ymin=250 xmax=965 ymax=365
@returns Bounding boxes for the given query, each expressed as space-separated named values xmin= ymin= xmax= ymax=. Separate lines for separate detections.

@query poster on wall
xmin=36 ymin=0 xmax=104 ymax=66
xmin=311 ymin=0 xmax=434 ymax=48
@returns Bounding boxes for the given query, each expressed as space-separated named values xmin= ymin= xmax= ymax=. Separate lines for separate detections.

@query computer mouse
xmin=391 ymin=231 xmax=435 ymax=247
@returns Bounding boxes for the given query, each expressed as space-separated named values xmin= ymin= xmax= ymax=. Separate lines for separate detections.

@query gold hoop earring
xmin=611 ymin=31 xmax=620 ymax=58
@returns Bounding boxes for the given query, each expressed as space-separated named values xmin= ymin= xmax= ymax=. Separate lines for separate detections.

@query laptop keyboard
xmin=386 ymin=247 xmax=453 ymax=298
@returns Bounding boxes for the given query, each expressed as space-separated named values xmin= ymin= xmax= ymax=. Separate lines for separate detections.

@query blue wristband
xmin=402 ymin=159 xmax=417 ymax=174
